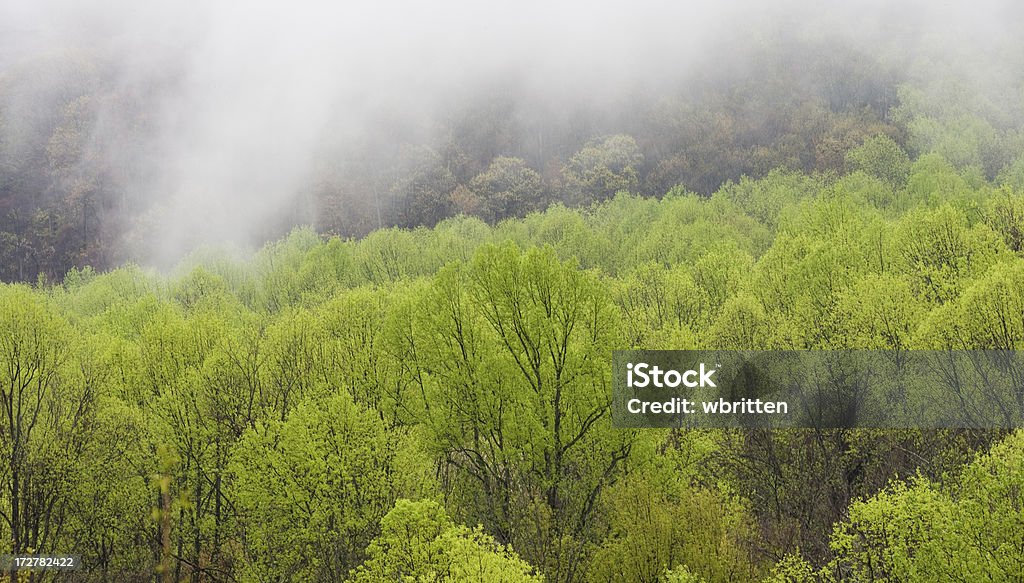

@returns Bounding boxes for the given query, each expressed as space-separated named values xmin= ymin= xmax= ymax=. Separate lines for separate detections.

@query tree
xmin=983 ymin=187 xmax=1024 ymax=252
xmin=561 ymin=135 xmax=643 ymax=205
xmin=0 ymin=285 xmax=91 ymax=579
xmin=830 ymin=430 xmax=1024 ymax=581
xmin=835 ymin=274 xmax=924 ymax=350
xmin=229 ymin=390 xmax=435 ymax=580
xmin=894 ymin=204 xmax=1008 ymax=305
xmin=587 ymin=448 xmax=761 ymax=583
xmin=996 ymin=154 xmax=1024 ymax=192
xmin=466 ymin=157 xmax=545 ymax=223
xmin=64 ymin=391 xmax=155 ymax=579
xmin=391 ymin=147 xmax=458 ymax=229
xmin=614 ymin=262 xmax=700 ymax=349
xmin=396 ymin=243 xmax=634 ymax=582
xmin=352 ymin=499 xmax=541 ymax=582
xmin=845 ymin=134 xmax=911 ymax=190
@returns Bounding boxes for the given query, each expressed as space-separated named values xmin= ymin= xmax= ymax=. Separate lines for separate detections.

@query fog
xmin=1 ymin=0 xmax=1021 ymax=269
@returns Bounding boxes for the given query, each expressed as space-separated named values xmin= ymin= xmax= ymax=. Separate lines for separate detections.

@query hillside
xmin=3 ymin=149 xmax=1023 ymax=580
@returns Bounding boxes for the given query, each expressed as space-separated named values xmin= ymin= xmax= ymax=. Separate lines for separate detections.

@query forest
xmin=0 ymin=15 xmax=992 ymax=282
xmin=2 ymin=136 xmax=1024 ymax=580
xmin=3 ymin=1 xmax=1024 ymax=581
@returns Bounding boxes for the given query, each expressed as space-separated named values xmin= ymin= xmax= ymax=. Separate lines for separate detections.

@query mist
xmin=1 ymin=0 xmax=1021 ymax=273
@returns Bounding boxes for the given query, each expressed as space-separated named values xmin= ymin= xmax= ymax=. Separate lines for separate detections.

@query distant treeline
xmin=1 ymin=143 xmax=1023 ymax=580
xmin=3 ymin=33 xmax=1022 ymax=282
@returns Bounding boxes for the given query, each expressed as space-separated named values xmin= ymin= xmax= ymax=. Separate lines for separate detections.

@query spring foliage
xmin=1 ymin=144 xmax=1023 ymax=581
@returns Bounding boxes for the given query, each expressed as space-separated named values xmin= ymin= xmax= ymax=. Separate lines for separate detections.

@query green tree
xmin=561 ymin=135 xmax=643 ymax=205
xmin=352 ymin=499 xmax=542 ymax=582
xmin=588 ymin=447 xmax=761 ymax=583
xmin=844 ymin=135 xmax=911 ymax=190
xmin=0 ymin=286 xmax=91 ymax=577
xmin=466 ymin=157 xmax=545 ymax=223
xmin=983 ymin=187 xmax=1024 ymax=252
xmin=230 ymin=390 xmax=435 ymax=581
xmin=397 ymin=244 xmax=633 ymax=581
xmin=996 ymin=154 xmax=1024 ymax=192
xmin=894 ymin=204 xmax=1008 ymax=305
xmin=614 ymin=263 xmax=700 ymax=349
xmin=831 ymin=431 xmax=1024 ymax=581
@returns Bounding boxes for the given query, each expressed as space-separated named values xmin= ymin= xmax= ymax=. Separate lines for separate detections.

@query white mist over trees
xmin=0 ymin=0 xmax=1022 ymax=279
xmin=2 ymin=2 xmax=1024 ymax=580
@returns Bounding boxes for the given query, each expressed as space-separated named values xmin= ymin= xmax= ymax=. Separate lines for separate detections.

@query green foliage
xmin=997 ymin=154 xmax=1024 ymax=191
xmin=65 ymin=393 xmax=154 ymax=576
xmin=0 ymin=285 xmax=80 ymax=556
xmin=464 ymin=156 xmax=545 ymax=223
xmin=614 ymin=262 xmax=701 ymax=349
xmin=56 ymin=264 xmax=156 ymax=319
xmin=396 ymin=243 xmax=633 ymax=580
xmin=353 ymin=499 xmax=542 ymax=582
xmin=916 ymin=261 xmax=1024 ymax=350
xmin=759 ymin=554 xmax=822 ymax=583
xmin=831 ymin=431 xmax=1024 ymax=582
xmin=894 ymin=204 xmax=1008 ymax=305
xmin=588 ymin=446 xmax=761 ymax=583
xmin=900 ymin=154 xmax=974 ymax=209
xmin=835 ymin=274 xmax=923 ymax=349
xmin=892 ymin=83 xmax=1020 ymax=178
xmin=716 ymin=170 xmax=821 ymax=229
xmin=562 ymin=135 xmax=644 ymax=205
xmin=230 ymin=390 xmax=435 ymax=580
xmin=4 ymin=149 xmax=1024 ymax=580
xmin=982 ymin=187 xmax=1024 ymax=252
xmin=845 ymin=135 xmax=911 ymax=189
xmin=662 ymin=565 xmax=708 ymax=583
